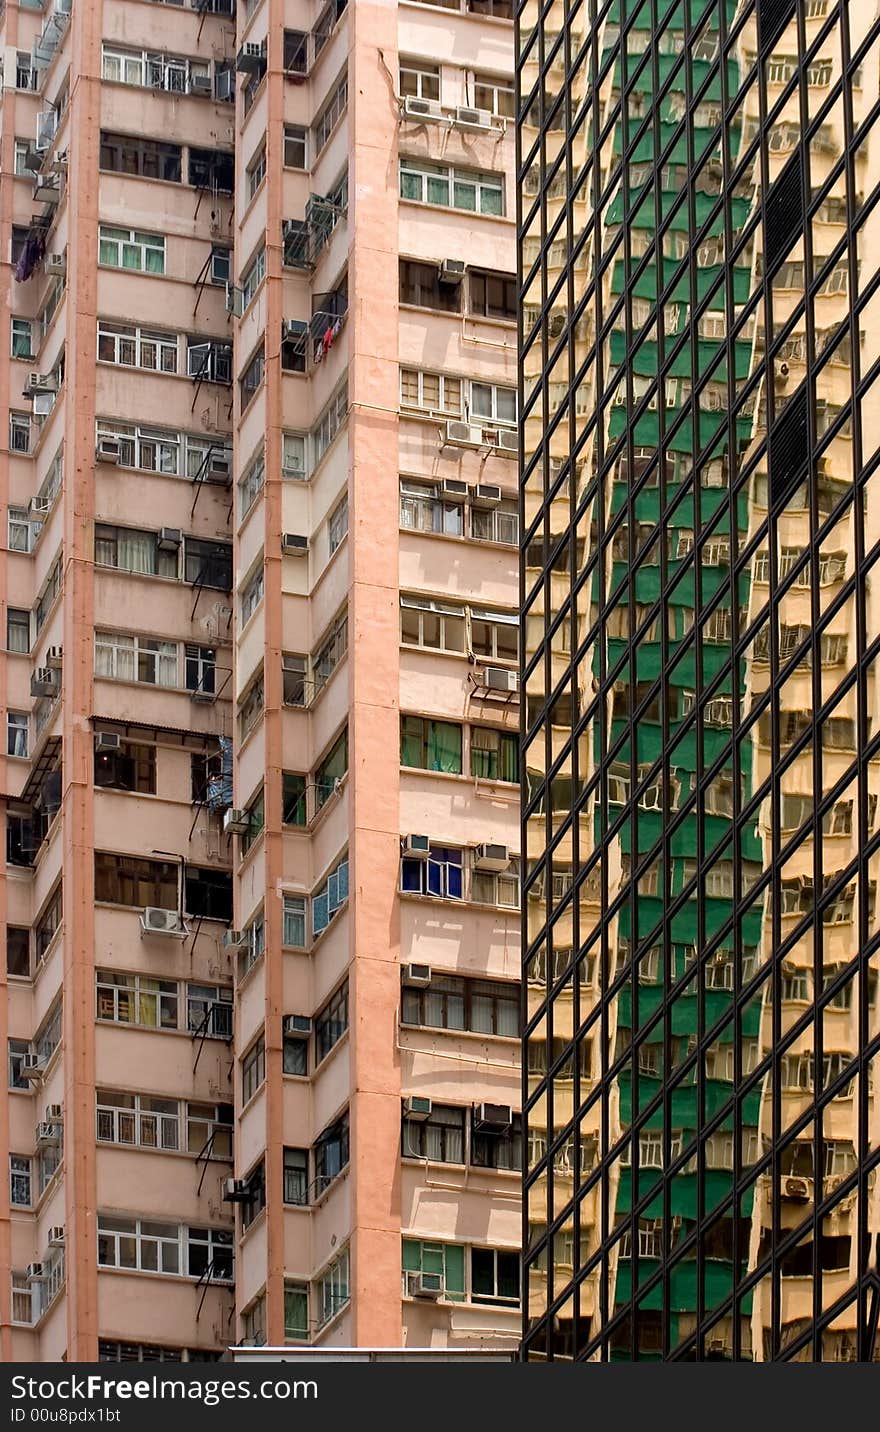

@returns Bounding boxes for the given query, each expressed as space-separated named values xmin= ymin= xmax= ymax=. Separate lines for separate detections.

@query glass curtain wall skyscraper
xmin=519 ymin=0 xmax=880 ymax=1360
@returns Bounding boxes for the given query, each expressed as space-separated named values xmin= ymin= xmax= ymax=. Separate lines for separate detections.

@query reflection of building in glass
xmin=520 ymin=0 xmax=880 ymax=1360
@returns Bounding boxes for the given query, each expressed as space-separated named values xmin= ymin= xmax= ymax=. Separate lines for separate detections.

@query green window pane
xmin=402 ymin=1238 xmax=422 ymax=1273
xmin=453 ymin=180 xmax=477 ymax=211
xmin=145 ymin=250 xmax=165 ymax=274
xmin=479 ymin=188 xmax=503 ymax=216
xmin=428 ymin=720 xmax=462 ymax=773
xmin=444 ymin=1243 xmax=466 ymax=1296
xmin=427 ymin=175 xmax=450 ymax=205
xmin=400 ymin=172 xmax=422 ymax=201
xmin=99 ymin=240 xmax=118 ymax=265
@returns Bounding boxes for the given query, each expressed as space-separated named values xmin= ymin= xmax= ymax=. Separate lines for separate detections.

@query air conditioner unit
xmin=282 ymin=318 xmax=309 ymax=342
xmin=438 ymin=258 xmax=466 ymax=285
xmin=483 ymin=665 xmax=519 ymax=693
xmin=158 ymin=527 xmax=182 ymax=551
xmin=22 ymin=1054 xmax=47 ymax=1081
xmin=282 ymin=533 xmax=309 ymax=556
xmin=189 ymin=72 xmax=213 ymax=96
xmin=471 ymin=483 xmax=503 ymax=507
xmin=235 ymin=42 xmax=265 ymax=72
xmin=456 ymin=105 xmax=493 ymax=130
xmin=223 ymin=1177 xmax=250 ymax=1202
xmin=45 ymin=252 xmax=66 ymax=276
xmin=33 ymin=177 xmax=60 ymax=204
xmin=208 ymin=454 xmax=232 ymax=483
xmin=444 ymin=420 xmax=482 ymax=448
xmin=29 ymin=496 xmax=51 ymax=517
xmin=473 ymin=1102 xmax=512 ymax=1131
xmin=402 ymin=963 xmax=431 ymax=987
xmin=139 ymin=907 xmax=185 ymax=937
xmin=215 ymin=70 xmax=235 ymax=103
xmin=441 ymin=479 xmax=469 ymax=501
xmin=406 ymin=1270 xmax=443 ymax=1299
xmin=496 ymin=428 xmax=518 ymax=455
xmin=473 ymin=843 xmax=510 ymax=873
xmin=225 ymin=284 xmax=243 ymax=317
xmin=95 ymin=438 xmax=120 ymax=463
xmin=26 ymin=1263 xmax=45 ymax=1282
xmin=44 ymin=1104 xmax=63 ymax=1122
xmin=27 ymin=372 xmax=57 ymax=395
xmin=46 ymin=645 xmax=62 ymax=668
xmin=222 ymin=929 xmax=247 ymax=951
xmin=47 ymin=1225 xmax=64 ymax=1247
xmin=223 ymin=808 xmax=250 ymax=835
xmin=403 ymin=95 xmax=445 ymax=122
xmin=30 ymin=669 xmax=58 ymax=697
xmin=403 ymin=834 xmax=430 ymax=859
xmin=283 ymin=1015 xmax=312 ymax=1038
xmin=403 ymin=1096 xmax=432 ymax=1121
xmin=783 ymin=1176 xmax=811 ymax=1201
xmin=94 ymin=732 xmax=121 ymax=754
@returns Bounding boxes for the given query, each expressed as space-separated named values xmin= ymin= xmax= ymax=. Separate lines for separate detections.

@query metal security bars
xmin=518 ymin=0 xmax=880 ymax=1362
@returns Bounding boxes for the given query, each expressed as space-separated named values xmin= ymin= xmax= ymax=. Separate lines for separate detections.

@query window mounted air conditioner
xmin=29 ymin=496 xmax=51 ymax=517
xmin=402 ymin=834 xmax=430 ymax=859
xmin=401 ymin=963 xmax=431 ymax=987
xmin=30 ymin=669 xmax=58 ymax=698
xmin=22 ymin=1054 xmax=47 ymax=1081
xmin=483 ymin=666 xmax=519 ymax=693
xmin=158 ymin=528 xmax=182 ymax=551
xmin=45 ymin=252 xmax=66 ymax=276
xmin=455 ymin=105 xmax=493 ymax=130
xmin=223 ymin=808 xmax=250 ymax=835
xmin=496 ymin=428 xmax=518 ymax=455
xmin=188 ymin=73 xmax=212 ymax=97
xmin=96 ymin=438 xmax=120 ymax=464
xmin=222 ymin=929 xmax=247 ymax=951
xmin=139 ymin=907 xmax=185 ymax=937
xmin=444 ymin=420 xmax=481 ymax=448
xmin=441 ymin=479 xmax=468 ymax=501
xmin=44 ymin=1104 xmax=63 ymax=1122
xmin=215 ymin=70 xmax=235 ymax=103
xmin=403 ymin=1096 xmax=432 ymax=1121
xmin=223 ymin=1177 xmax=250 ymax=1202
xmin=473 ymin=843 xmax=510 ymax=873
xmin=208 ymin=453 xmax=232 ymax=483
xmin=402 ymin=95 xmax=445 ymax=122
xmin=782 ymin=1176 xmax=811 ymax=1201
xmin=94 ymin=732 xmax=121 ymax=754
xmin=471 ymin=483 xmax=503 ymax=507
xmin=46 ymin=645 xmax=62 ymax=668
xmin=282 ymin=533 xmax=308 ymax=555
xmin=282 ymin=318 xmax=309 ymax=342
xmin=225 ymin=284 xmax=243 ymax=317
xmin=26 ymin=1264 xmax=45 ymax=1282
xmin=405 ymin=1270 xmax=443 ymax=1299
xmin=27 ymin=372 xmax=57 ymax=394
xmin=283 ymin=1015 xmax=311 ymax=1038
xmin=47 ymin=1226 xmax=64 ymax=1247
xmin=210 ymin=249 xmax=231 ymax=285
xmin=438 ymin=258 xmax=466 ymax=285
xmin=235 ymin=42 xmax=266 ymax=73
xmin=473 ymin=1102 xmax=512 ymax=1131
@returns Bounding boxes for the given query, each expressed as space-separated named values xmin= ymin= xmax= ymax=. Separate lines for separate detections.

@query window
xmin=314 ymin=730 xmax=348 ymax=809
xmin=402 ymin=1240 xmax=466 ymax=1300
xmin=16 ymin=52 xmax=36 ymax=90
xmin=468 ymin=270 xmax=516 ymax=320
xmin=7 ymin=713 xmax=28 ymax=759
xmin=184 ymin=538 xmax=232 ymax=591
xmin=399 ymin=259 xmax=462 ymax=312
xmin=400 ymin=367 xmax=462 ymax=415
xmin=239 ymin=914 xmax=265 ymax=978
xmin=240 ymin=345 xmax=264 ymax=407
xmin=6 ymin=609 xmax=30 ymax=653
xmin=283 ymin=432 xmax=308 ymax=478
xmin=35 ymin=888 xmax=62 ymax=963
xmin=470 ymin=497 xmax=519 ymax=545
xmin=242 ymin=1037 xmax=265 ymax=1104
xmin=34 ymin=557 xmax=62 ymax=633
xmin=282 ymin=654 xmax=307 ymax=706
xmin=10 ymin=1155 xmax=31 ymax=1207
xmin=328 ymin=497 xmax=348 ymax=554
xmin=400 ymin=59 xmax=440 ymax=100
xmin=283 ymin=1027 xmax=308 ymax=1076
xmin=283 ymin=1148 xmax=308 ymax=1205
xmin=315 ymin=982 xmax=348 ymax=1063
xmin=241 ymin=1162 xmax=266 ymax=1229
xmin=187 ymin=984 xmax=233 ymax=1040
xmin=240 ymin=566 xmax=264 ymax=624
xmin=314 ymin=383 xmax=348 ymax=462
xmin=471 ymin=1247 xmax=519 ymax=1305
xmin=240 ymin=249 xmax=266 ymax=311
xmin=97 ymin=1216 xmax=182 ymax=1275
xmin=312 ymin=612 xmax=348 ymax=695
xmin=399 ymin=159 xmax=504 ymax=216
xmin=238 ymin=789 xmax=264 ymax=858
xmin=97 ymin=321 xmax=178 ymax=373
xmin=403 ymin=975 xmax=518 ymax=1036
xmin=284 ymin=1282 xmax=309 ymax=1340
xmin=187 ymin=1226 xmax=233 ymax=1281
xmin=316 ymin=1247 xmax=349 ymax=1328
xmin=246 ymin=146 xmax=266 ymax=200
xmin=99 ymin=226 xmax=165 ymax=274
xmin=472 ymin=72 xmax=515 ymax=117
xmin=94 ymin=740 xmax=156 ymax=795
xmin=471 ymin=1111 xmax=522 ymax=1170
xmin=400 ymin=594 xmax=466 ymax=651
xmin=10 ymin=318 xmax=32 ymax=359
xmin=99 ymin=132 xmax=182 ymax=182
xmin=9 ymin=413 xmax=30 ymax=454
xmin=399 ymin=480 xmax=463 ymax=536
xmin=96 ymin=1090 xmax=180 ymax=1150
xmin=470 ymin=381 xmax=516 ymax=426
xmin=95 ymin=630 xmax=178 ymax=687
xmin=469 ymin=725 xmax=518 ymax=782
xmin=188 ymin=148 xmax=234 ymax=192
xmin=8 ymin=506 xmax=34 ymax=552
xmin=402 ymin=844 xmax=463 ymax=899
xmin=239 ymin=677 xmax=265 ymax=743
xmin=314 ymin=1113 xmax=349 ymax=1192
xmin=96 ymin=971 xmax=178 ymax=1029
xmin=7 ymin=927 xmax=29 ymax=977
xmin=185 ymin=644 xmax=216 ymax=698
xmin=283 ymin=896 xmax=307 ymax=949
xmin=242 ymin=1297 xmax=265 ymax=1347
xmin=470 ymin=606 xmax=518 ymax=661
xmin=403 ymin=1103 xmax=465 ymax=1163
xmin=95 ymin=525 xmax=178 ymax=578
xmin=283 ymin=125 xmax=307 ymax=169
xmin=314 ymin=75 xmax=348 ymax=154
xmin=312 ymin=856 xmax=349 ymax=935
xmin=282 ymin=773 xmax=307 ymax=828
xmin=8 ymin=1040 xmax=29 ymax=1091
xmin=400 ymin=716 xmax=463 ymax=773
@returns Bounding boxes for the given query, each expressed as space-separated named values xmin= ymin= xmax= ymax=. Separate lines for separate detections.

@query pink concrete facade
xmin=0 ymin=0 xmax=518 ymax=1360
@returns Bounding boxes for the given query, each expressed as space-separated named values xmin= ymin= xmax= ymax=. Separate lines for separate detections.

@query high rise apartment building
xmin=0 ymin=0 xmax=520 ymax=1361
xmin=520 ymin=0 xmax=880 ymax=1360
